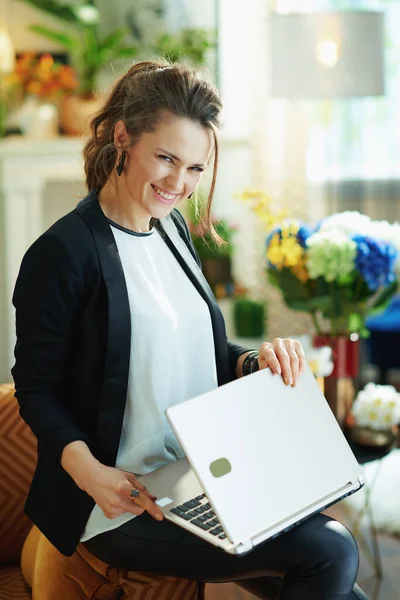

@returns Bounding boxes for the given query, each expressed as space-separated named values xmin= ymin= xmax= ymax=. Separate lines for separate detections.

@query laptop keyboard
xmin=170 ymin=493 xmax=227 ymax=540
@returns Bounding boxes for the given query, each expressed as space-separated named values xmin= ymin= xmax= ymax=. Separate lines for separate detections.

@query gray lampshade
xmin=269 ymin=11 xmax=385 ymax=98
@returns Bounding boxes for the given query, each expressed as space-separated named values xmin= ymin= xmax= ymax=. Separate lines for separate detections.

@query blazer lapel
xmin=76 ymin=191 xmax=131 ymax=466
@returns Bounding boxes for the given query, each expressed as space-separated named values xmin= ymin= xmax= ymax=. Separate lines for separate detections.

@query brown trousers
xmin=22 ymin=527 xmax=204 ymax=600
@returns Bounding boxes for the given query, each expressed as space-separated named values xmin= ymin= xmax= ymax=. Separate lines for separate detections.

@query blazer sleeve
xmin=171 ymin=209 xmax=250 ymax=378
xmin=11 ymin=231 xmax=92 ymax=464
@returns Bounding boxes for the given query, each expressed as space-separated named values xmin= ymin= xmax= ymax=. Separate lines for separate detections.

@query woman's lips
xmin=152 ymin=185 xmax=178 ymax=204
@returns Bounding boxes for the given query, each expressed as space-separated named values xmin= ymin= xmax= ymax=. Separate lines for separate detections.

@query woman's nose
xmin=165 ymin=168 xmax=186 ymax=192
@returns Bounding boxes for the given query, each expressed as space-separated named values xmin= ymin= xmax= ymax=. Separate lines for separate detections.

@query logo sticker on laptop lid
xmin=210 ymin=458 xmax=232 ymax=478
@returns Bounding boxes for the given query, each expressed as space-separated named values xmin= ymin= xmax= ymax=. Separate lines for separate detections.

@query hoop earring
xmin=116 ymin=151 xmax=127 ymax=176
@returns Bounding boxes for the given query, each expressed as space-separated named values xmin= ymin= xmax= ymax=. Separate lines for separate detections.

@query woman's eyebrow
xmin=156 ymin=147 xmax=207 ymax=168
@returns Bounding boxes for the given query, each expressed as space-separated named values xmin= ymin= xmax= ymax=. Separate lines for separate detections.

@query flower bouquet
xmin=265 ymin=211 xmax=399 ymax=338
xmin=350 ymin=383 xmax=400 ymax=446
xmin=6 ymin=53 xmax=78 ymax=102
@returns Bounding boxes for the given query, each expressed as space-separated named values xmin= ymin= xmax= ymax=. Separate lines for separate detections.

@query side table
xmin=342 ymin=437 xmax=398 ymax=580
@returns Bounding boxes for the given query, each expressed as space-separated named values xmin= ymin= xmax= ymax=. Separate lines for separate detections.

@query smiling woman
xmin=84 ymin=61 xmax=221 ymax=238
xmin=97 ymin=113 xmax=213 ymax=232
xmin=11 ymin=59 xmax=367 ymax=600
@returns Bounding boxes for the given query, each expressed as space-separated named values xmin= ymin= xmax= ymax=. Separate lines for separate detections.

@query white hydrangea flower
xmin=306 ymin=228 xmax=353 ymax=248
xmin=369 ymin=220 xmax=400 ymax=252
xmin=73 ymin=4 xmax=99 ymax=25
xmin=307 ymin=346 xmax=334 ymax=377
xmin=352 ymin=383 xmax=400 ymax=430
xmin=318 ymin=211 xmax=372 ymax=236
xmin=294 ymin=335 xmax=334 ymax=377
xmin=306 ymin=229 xmax=357 ymax=281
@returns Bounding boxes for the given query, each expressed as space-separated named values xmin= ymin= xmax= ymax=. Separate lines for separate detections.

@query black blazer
xmin=11 ymin=189 xmax=248 ymax=556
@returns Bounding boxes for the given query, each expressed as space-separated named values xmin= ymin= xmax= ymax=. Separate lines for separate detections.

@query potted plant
xmin=187 ymin=197 xmax=237 ymax=297
xmin=350 ymin=383 xmax=400 ymax=447
xmin=152 ymin=28 xmax=215 ymax=66
xmin=5 ymin=52 xmax=78 ymax=137
xmin=264 ymin=212 xmax=399 ymax=346
xmin=233 ymin=296 xmax=266 ymax=339
xmin=21 ymin=0 xmax=137 ymax=135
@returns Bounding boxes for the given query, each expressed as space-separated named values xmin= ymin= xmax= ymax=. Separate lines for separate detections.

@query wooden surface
xmin=205 ymin=502 xmax=400 ymax=600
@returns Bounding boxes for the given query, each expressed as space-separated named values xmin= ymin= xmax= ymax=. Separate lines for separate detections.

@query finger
xmin=294 ymin=341 xmax=307 ymax=376
xmin=130 ymin=489 xmax=164 ymax=521
xmin=271 ymin=342 xmax=292 ymax=385
xmin=288 ymin=349 xmax=300 ymax=386
xmin=259 ymin=342 xmax=281 ymax=374
xmin=103 ymin=500 xmax=145 ymax=519
xmin=124 ymin=503 xmax=146 ymax=517
xmin=280 ymin=339 xmax=301 ymax=385
xmin=125 ymin=473 xmax=157 ymax=500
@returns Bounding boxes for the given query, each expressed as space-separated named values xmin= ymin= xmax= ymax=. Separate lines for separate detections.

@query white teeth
xmin=154 ymin=186 xmax=176 ymax=200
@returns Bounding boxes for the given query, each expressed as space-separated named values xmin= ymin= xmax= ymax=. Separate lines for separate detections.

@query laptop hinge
xmin=237 ymin=540 xmax=253 ymax=553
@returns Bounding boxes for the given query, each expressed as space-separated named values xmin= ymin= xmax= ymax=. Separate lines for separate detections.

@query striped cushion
xmin=0 ymin=566 xmax=31 ymax=600
xmin=0 ymin=385 xmax=37 ymax=565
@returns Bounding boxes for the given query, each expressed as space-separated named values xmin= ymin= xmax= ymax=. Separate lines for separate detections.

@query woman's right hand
xmin=83 ymin=462 xmax=164 ymax=521
xmin=61 ymin=440 xmax=164 ymax=521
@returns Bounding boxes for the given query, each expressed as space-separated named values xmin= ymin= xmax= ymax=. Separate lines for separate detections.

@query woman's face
xmin=116 ymin=113 xmax=214 ymax=227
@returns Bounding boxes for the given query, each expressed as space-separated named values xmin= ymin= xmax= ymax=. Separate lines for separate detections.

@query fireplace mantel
xmin=0 ymin=136 xmax=85 ymax=380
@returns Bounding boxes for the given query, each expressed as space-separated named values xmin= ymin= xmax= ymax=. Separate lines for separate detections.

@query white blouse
xmin=81 ymin=214 xmax=217 ymax=541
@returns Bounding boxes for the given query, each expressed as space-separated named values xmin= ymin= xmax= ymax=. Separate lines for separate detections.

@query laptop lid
xmin=166 ymin=364 xmax=362 ymax=547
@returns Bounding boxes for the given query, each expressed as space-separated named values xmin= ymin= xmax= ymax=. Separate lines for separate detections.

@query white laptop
xmin=138 ymin=364 xmax=363 ymax=555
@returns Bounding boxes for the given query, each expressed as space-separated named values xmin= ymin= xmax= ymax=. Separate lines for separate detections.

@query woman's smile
xmin=151 ymin=184 xmax=180 ymax=205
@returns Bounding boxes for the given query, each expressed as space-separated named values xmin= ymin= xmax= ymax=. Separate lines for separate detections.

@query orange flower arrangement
xmin=6 ymin=52 xmax=78 ymax=102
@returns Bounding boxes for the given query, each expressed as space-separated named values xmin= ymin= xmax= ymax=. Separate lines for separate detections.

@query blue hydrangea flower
xmin=353 ymin=235 xmax=398 ymax=291
xmin=297 ymin=224 xmax=313 ymax=248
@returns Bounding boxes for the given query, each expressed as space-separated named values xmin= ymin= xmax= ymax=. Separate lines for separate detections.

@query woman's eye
xmin=190 ymin=166 xmax=204 ymax=173
xmin=159 ymin=155 xmax=173 ymax=163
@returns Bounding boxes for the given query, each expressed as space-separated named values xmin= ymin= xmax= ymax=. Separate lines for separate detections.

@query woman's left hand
xmin=258 ymin=337 xmax=307 ymax=387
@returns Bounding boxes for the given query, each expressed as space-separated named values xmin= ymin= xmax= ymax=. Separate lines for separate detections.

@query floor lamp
xmin=269 ymin=10 xmax=384 ymax=99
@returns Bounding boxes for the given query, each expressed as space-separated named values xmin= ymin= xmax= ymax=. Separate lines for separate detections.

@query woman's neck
xmin=98 ymin=181 xmax=151 ymax=233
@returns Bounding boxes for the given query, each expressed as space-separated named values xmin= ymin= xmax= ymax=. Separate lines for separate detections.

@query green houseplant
xmin=21 ymin=1 xmax=216 ymax=134
xmin=233 ymin=297 xmax=266 ymax=339
xmin=152 ymin=28 xmax=215 ymax=66
xmin=21 ymin=0 xmax=137 ymax=135
xmin=187 ymin=197 xmax=237 ymax=296
xmin=21 ymin=0 xmax=137 ymax=98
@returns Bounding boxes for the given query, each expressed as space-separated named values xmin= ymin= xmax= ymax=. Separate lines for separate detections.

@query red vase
xmin=312 ymin=334 xmax=360 ymax=429
xmin=313 ymin=334 xmax=360 ymax=378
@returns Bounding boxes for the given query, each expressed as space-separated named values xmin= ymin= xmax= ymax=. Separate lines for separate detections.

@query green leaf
xmin=368 ymin=280 xmax=398 ymax=313
xmin=348 ymin=312 xmax=364 ymax=333
xmin=109 ymin=47 xmax=138 ymax=59
xmin=21 ymin=0 xmax=78 ymax=24
xmin=286 ymin=295 xmax=333 ymax=313
xmin=98 ymin=29 xmax=127 ymax=52
xmin=29 ymin=24 xmax=76 ymax=51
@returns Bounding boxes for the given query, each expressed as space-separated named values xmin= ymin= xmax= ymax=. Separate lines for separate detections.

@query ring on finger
xmin=130 ymin=488 xmax=140 ymax=499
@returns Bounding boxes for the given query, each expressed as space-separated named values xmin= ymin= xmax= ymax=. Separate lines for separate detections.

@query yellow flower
xmin=267 ymin=234 xmax=284 ymax=269
xmin=292 ymin=261 xmax=309 ymax=283
xmin=280 ymin=237 xmax=303 ymax=267
xmin=236 ymin=189 xmax=290 ymax=230
xmin=266 ymin=228 xmax=306 ymax=276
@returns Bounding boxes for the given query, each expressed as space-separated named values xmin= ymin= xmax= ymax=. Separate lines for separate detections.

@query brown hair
xmin=83 ymin=60 xmax=223 ymax=241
